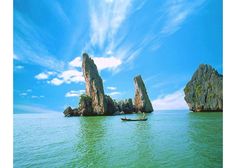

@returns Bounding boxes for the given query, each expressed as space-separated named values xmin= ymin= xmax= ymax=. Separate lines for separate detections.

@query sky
xmin=13 ymin=0 xmax=222 ymax=113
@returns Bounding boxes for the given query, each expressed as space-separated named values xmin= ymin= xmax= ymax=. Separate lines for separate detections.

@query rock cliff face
xmin=104 ymin=95 xmax=116 ymax=115
xmin=184 ymin=64 xmax=223 ymax=112
xmin=82 ymin=53 xmax=107 ymax=115
xmin=115 ymin=98 xmax=134 ymax=114
xmin=78 ymin=94 xmax=94 ymax=116
xmin=134 ymin=75 xmax=153 ymax=113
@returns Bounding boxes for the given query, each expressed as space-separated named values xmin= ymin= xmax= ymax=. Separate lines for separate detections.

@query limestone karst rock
xmin=115 ymin=99 xmax=134 ymax=114
xmin=104 ymin=95 xmax=116 ymax=115
xmin=63 ymin=106 xmax=80 ymax=117
xmin=64 ymin=54 xmax=154 ymax=116
xmin=63 ymin=106 xmax=73 ymax=117
xmin=184 ymin=64 xmax=223 ymax=112
xmin=82 ymin=53 xmax=107 ymax=115
xmin=134 ymin=75 xmax=153 ymax=113
xmin=78 ymin=94 xmax=94 ymax=116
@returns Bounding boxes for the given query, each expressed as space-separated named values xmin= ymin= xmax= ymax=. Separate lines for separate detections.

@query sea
xmin=14 ymin=110 xmax=222 ymax=168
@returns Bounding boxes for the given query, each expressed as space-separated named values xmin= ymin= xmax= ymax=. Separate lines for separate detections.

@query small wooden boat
xmin=121 ymin=118 xmax=147 ymax=121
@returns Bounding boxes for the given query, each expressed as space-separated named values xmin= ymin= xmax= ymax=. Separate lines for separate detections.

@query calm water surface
xmin=14 ymin=110 xmax=222 ymax=168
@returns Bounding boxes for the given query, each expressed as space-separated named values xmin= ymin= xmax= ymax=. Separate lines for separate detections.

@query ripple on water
xmin=14 ymin=111 xmax=222 ymax=168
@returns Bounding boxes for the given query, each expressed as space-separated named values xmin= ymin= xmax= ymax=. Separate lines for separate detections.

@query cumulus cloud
xmin=65 ymin=90 xmax=85 ymax=97
xmin=35 ymin=71 xmax=56 ymax=80
xmin=58 ymin=70 xmax=84 ymax=83
xmin=93 ymin=56 xmax=122 ymax=71
xmin=69 ymin=56 xmax=122 ymax=71
xmin=49 ymin=78 xmax=64 ymax=86
xmin=49 ymin=69 xmax=84 ymax=86
xmin=151 ymin=88 xmax=188 ymax=110
xmin=69 ymin=57 xmax=82 ymax=67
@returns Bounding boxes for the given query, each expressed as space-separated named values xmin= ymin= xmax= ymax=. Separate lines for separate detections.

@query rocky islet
xmin=184 ymin=64 xmax=223 ymax=112
xmin=64 ymin=53 xmax=153 ymax=117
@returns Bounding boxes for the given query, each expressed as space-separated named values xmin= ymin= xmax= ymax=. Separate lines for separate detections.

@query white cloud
xmin=69 ymin=56 xmax=122 ymax=71
xmin=48 ymin=78 xmax=64 ymax=86
xmin=14 ymin=104 xmax=59 ymax=113
xmin=49 ymin=69 xmax=84 ymax=86
xmin=58 ymin=70 xmax=84 ymax=83
xmin=161 ymin=0 xmax=206 ymax=35
xmin=151 ymin=89 xmax=188 ymax=110
xmin=108 ymin=91 xmax=121 ymax=96
xmin=106 ymin=0 xmax=207 ymax=67
xmin=15 ymin=65 xmax=24 ymax=69
xmin=51 ymin=1 xmax=71 ymax=25
xmin=20 ymin=92 xmax=27 ymax=96
xmin=31 ymin=95 xmax=44 ymax=99
xmin=35 ymin=73 xmax=49 ymax=80
xmin=69 ymin=57 xmax=82 ymax=67
xmin=93 ymin=56 xmax=122 ymax=70
xmin=14 ymin=11 xmax=65 ymax=71
xmin=14 ymin=54 xmax=20 ymax=60
xmin=88 ymin=0 xmax=132 ymax=48
xmin=65 ymin=90 xmax=85 ymax=97
xmin=35 ymin=71 xmax=56 ymax=80
xmin=107 ymin=86 xmax=116 ymax=90
xmin=26 ymin=89 xmax=32 ymax=92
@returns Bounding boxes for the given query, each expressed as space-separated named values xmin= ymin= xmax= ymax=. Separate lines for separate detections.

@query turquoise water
xmin=14 ymin=110 xmax=222 ymax=168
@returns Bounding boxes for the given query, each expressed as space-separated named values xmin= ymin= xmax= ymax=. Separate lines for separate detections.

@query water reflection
xmin=72 ymin=116 xmax=108 ymax=167
xmin=134 ymin=113 xmax=153 ymax=166
xmin=187 ymin=112 xmax=223 ymax=168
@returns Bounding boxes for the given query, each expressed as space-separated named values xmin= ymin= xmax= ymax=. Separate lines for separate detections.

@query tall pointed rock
xmin=134 ymin=75 xmax=153 ymax=113
xmin=82 ymin=53 xmax=107 ymax=114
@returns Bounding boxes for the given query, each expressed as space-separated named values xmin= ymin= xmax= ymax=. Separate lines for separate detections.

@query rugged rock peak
xmin=184 ymin=64 xmax=223 ymax=112
xmin=115 ymin=98 xmax=134 ymax=114
xmin=134 ymin=75 xmax=153 ymax=113
xmin=82 ymin=53 xmax=107 ymax=114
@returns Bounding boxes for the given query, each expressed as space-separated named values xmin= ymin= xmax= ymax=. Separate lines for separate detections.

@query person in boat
xmin=142 ymin=112 xmax=146 ymax=119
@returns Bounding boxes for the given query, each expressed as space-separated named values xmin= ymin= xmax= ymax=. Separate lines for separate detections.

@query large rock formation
xmin=184 ymin=64 xmax=223 ymax=112
xmin=64 ymin=94 xmax=98 ymax=117
xmin=82 ymin=53 xmax=107 ymax=115
xmin=78 ymin=94 xmax=94 ymax=116
xmin=64 ymin=53 xmax=154 ymax=116
xmin=134 ymin=75 xmax=153 ymax=113
xmin=115 ymin=99 xmax=134 ymax=114
xmin=104 ymin=95 xmax=116 ymax=115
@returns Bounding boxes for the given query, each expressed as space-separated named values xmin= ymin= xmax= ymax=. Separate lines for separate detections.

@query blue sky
xmin=13 ymin=0 xmax=222 ymax=113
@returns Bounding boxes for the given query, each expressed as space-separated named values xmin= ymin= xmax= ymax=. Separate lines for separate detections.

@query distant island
xmin=184 ymin=64 xmax=223 ymax=112
xmin=64 ymin=53 xmax=153 ymax=117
